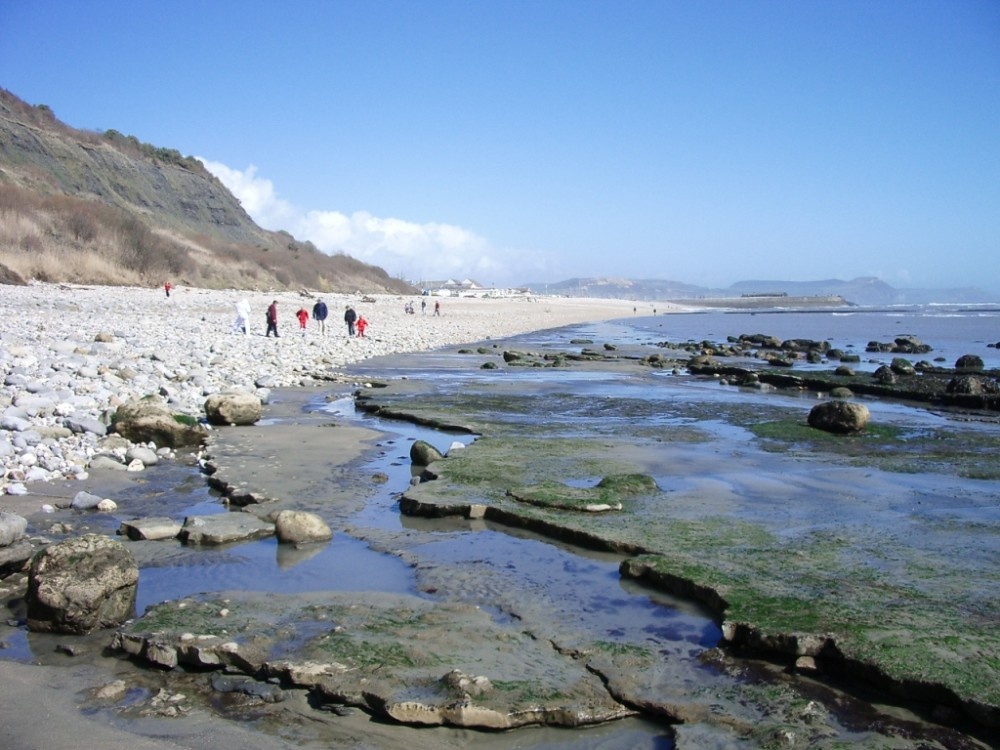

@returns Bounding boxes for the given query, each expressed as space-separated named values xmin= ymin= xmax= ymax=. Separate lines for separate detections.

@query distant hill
xmin=726 ymin=277 xmax=996 ymax=306
xmin=0 ymin=88 xmax=414 ymax=293
xmin=527 ymin=276 xmax=998 ymax=307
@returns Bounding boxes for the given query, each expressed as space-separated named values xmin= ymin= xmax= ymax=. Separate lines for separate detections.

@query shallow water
xmin=408 ymin=526 xmax=721 ymax=650
xmin=342 ymin=320 xmax=1000 ymax=747
xmin=623 ymin=306 xmax=1000 ymax=370
xmin=0 ymin=390 xmax=710 ymax=746
xmin=4 ymin=309 xmax=998 ymax=748
xmin=135 ymin=534 xmax=417 ymax=614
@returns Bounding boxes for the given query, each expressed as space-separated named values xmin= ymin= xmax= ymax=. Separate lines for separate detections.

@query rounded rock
xmin=807 ymin=400 xmax=870 ymax=434
xmin=26 ymin=533 xmax=139 ymax=634
xmin=273 ymin=510 xmax=332 ymax=544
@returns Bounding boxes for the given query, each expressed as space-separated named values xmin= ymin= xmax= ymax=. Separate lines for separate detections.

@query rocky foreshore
xmin=0 ymin=283 xmax=641 ymax=499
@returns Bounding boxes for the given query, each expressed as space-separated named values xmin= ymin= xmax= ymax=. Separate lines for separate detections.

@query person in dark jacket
xmin=266 ymin=300 xmax=279 ymax=337
xmin=344 ymin=305 xmax=357 ymax=336
xmin=312 ymin=299 xmax=328 ymax=335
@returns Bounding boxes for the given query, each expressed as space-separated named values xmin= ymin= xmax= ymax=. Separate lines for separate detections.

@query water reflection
xmin=135 ymin=535 xmax=416 ymax=614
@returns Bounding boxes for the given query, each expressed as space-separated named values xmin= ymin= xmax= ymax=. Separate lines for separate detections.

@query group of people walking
xmin=226 ymin=295 xmax=446 ymax=339
xmin=403 ymin=298 xmax=441 ymax=316
xmin=238 ymin=298 xmax=370 ymax=338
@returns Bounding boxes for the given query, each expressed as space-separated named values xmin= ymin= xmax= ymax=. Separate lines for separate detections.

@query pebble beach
xmin=0 ymin=282 xmax=644 ymax=499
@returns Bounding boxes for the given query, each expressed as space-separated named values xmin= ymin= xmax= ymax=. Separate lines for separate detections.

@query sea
xmin=589 ymin=304 xmax=1000 ymax=372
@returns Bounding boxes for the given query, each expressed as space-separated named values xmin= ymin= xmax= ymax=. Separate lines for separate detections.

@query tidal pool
xmin=3 ymin=317 xmax=997 ymax=749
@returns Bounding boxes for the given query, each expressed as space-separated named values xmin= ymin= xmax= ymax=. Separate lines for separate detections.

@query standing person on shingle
xmin=312 ymin=298 xmax=328 ymax=335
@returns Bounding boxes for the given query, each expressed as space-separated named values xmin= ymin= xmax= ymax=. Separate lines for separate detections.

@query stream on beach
xmin=3 ymin=308 xmax=999 ymax=749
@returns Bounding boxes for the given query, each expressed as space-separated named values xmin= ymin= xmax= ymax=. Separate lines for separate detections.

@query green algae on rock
xmin=507 ymin=474 xmax=658 ymax=512
xmin=113 ymin=590 xmax=634 ymax=730
xmin=362 ymin=374 xmax=1000 ymax=733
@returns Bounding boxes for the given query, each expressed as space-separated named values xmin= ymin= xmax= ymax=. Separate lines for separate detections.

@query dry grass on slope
xmin=0 ymin=183 xmax=414 ymax=293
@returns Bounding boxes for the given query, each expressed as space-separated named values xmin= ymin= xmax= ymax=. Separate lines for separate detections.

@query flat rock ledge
xmin=114 ymin=514 xmax=276 ymax=545
xmin=177 ymin=514 xmax=275 ymax=545
xmin=118 ymin=517 xmax=184 ymax=541
xmin=111 ymin=590 xmax=634 ymax=730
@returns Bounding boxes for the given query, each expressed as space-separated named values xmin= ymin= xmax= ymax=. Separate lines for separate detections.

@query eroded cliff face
xmin=0 ymin=89 xmax=416 ymax=293
xmin=0 ymin=90 xmax=265 ymax=245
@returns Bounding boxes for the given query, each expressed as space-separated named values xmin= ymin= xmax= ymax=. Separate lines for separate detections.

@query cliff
xmin=0 ymin=89 xmax=414 ymax=294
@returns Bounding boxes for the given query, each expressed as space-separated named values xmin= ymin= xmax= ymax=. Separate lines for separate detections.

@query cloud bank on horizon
xmin=201 ymin=159 xmax=538 ymax=287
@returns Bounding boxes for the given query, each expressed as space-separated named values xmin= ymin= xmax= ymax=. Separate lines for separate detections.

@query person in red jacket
xmin=356 ymin=315 xmax=368 ymax=337
xmin=164 ymin=281 xmax=172 ymax=297
xmin=296 ymin=307 xmax=309 ymax=335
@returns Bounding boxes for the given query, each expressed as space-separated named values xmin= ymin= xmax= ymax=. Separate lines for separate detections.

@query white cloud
xmin=199 ymin=158 xmax=528 ymax=285
xmin=198 ymin=160 xmax=297 ymax=229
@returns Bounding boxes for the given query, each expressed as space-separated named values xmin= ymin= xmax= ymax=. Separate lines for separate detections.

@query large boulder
xmin=410 ymin=440 xmax=444 ymax=466
xmin=872 ymin=365 xmax=897 ymax=385
xmin=807 ymin=401 xmax=870 ymax=434
xmin=890 ymin=358 xmax=916 ymax=375
xmin=894 ymin=335 xmax=932 ymax=354
xmin=273 ymin=510 xmax=332 ymax=544
xmin=26 ymin=534 xmax=138 ymax=634
xmin=112 ymin=396 xmax=208 ymax=448
xmin=204 ymin=392 xmax=263 ymax=426
xmin=955 ymin=354 xmax=984 ymax=371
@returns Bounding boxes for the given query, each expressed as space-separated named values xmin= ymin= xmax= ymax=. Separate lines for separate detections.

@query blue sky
xmin=2 ymin=1 xmax=998 ymax=291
